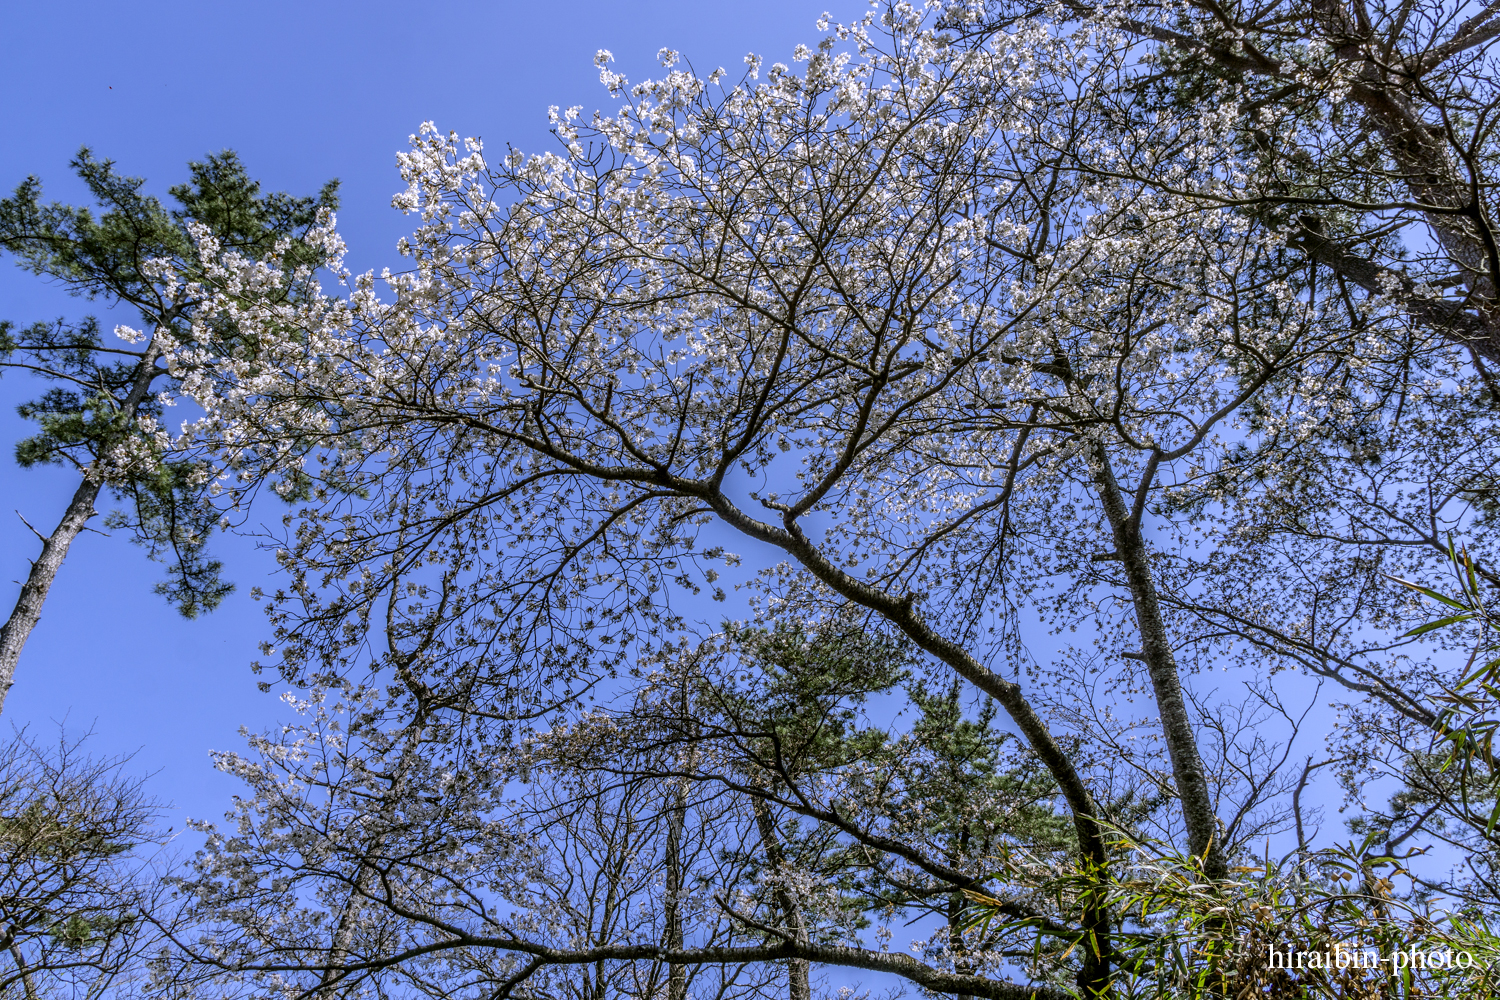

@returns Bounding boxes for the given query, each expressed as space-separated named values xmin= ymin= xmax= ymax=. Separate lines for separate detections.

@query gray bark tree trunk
xmin=665 ymin=775 xmax=688 ymax=1000
xmin=0 ymin=342 xmax=162 ymax=715
xmin=1090 ymin=443 xmax=1229 ymax=880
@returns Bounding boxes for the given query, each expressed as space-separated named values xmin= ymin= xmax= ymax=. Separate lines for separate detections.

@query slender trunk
xmin=317 ymin=865 xmax=374 ymax=997
xmin=593 ymin=810 xmax=634 ymax=1000
xmin=0 ymin=924 xmax=37 ymax=1000
xmin=752 ymin=796 xmax=810 ymax=1000
xmin=7 ymin=941 xmax=38 ymax=1000
xmin=0 ymin=343 xmax=162 ymax=715
xmin=665 ymin=775 xmax=687 ymax=1000
xmin=665 ymin=666 xmax=697 ymax=1000
xmin=1090 ymin=444 xmax=1228 ymax=880
xmin=0 ymin=475 xmax=104 ymax=715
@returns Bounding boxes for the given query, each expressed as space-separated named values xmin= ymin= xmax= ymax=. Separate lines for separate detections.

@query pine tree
xmin=0 ymin=149 xmax=337 ymax=713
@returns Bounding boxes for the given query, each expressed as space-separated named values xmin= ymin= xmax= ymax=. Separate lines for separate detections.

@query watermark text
xmin=1266 ymin=943 xmax=1476 ymax=971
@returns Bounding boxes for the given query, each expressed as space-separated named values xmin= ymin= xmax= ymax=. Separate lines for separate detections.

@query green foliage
xmin=0 ymin=149 xmax=338 ymax=617
xmin=963 ymin=832 xmax=1500 ymax=998
xmin=720 ymin=617 xmax=913 ymax=772
xmin=708 ymin=621 xmax=1079 ymax=969
xmin=901 ymin=679 xmax=1076 ymax=854
xmin=704 ymin=621 xmax=914 ymax=938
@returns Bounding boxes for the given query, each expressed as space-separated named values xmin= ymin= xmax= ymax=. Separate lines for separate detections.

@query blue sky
xmin=0 ymin=0 xmax=867 ymax=831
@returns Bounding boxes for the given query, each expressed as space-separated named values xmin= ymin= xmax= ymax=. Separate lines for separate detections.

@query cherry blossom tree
xmin=154 ymin=3 xmax=1500 ymax=997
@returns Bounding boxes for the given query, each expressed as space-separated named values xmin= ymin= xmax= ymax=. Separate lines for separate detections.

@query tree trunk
xmin=0 ymin=474 xmax=104 ymax=715
xmin=0 ymin=343 xmax=162 ymax=716
xmin=752 ymin=796 xmax=810 ymax=1000
xmin=7 ymin=940 xmax=38 ymax=1000
xmin=316 ymin=864 xmax=373 ymax=998
xmin=665 ymin=775 xmax=687 ymax=1000
xmin=1090 ymin=444 xmax=1228 ymax=880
